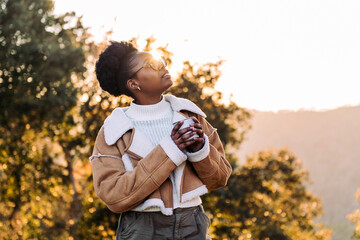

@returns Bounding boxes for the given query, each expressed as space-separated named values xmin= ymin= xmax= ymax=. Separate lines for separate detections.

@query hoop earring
xmin=137 ymin=86 xmax=141 ymax=91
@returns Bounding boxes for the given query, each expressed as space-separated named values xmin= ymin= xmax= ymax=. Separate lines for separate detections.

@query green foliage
xmin=0 ymin=0 xmax=85 ymax=129
xmin=0 ymin=0 xmax=86 ymax=238
xmin=206 ymin=149 xmax=332 ymax=240
xmin=347 ymin=189 xmax=360 ymax=239
xmin=167 ymin=60 xmax=251 ymax=150
xmin=75 ymin=184 xmax=118 ymax=239
xmin=0 ymin=4 xmax=332 ymax=238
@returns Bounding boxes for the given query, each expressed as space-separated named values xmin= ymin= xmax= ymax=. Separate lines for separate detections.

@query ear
xmin=127 ymin=79 xmax=139 ymax=91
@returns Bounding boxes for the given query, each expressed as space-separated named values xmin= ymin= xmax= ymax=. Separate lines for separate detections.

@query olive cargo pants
xmin=116 ymin=205 xmax=212 ymax=240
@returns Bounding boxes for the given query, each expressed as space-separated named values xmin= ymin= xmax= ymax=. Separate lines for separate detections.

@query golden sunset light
xmin=53 ymin=0 xmax=360 ymax=112
xmin=2 ymin=1 xmax=360 ymax=239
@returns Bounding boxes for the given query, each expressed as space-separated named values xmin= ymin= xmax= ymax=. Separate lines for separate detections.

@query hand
xmin=185 ymin=116 xmax=205 ymax=153
xmin=171 ymin=119 xmax=199 ymax=151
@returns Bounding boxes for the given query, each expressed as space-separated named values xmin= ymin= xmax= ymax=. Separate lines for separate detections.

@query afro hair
xmin=95 ymin=41 xmax=138 ymax=97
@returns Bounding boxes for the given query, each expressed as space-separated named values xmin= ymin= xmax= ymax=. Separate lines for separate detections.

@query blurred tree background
xmin=347 ymin=189 xmax=360 ymax=239
xmin=0 ymin=0 xmax=332 ymax=239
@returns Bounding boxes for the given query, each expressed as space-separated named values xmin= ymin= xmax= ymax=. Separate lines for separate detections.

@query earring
xmin=137 ymin=86 xmax=141 ymax=91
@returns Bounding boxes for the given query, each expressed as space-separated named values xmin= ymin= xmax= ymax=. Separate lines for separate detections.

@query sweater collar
xmin=103 ymin=94 xmax=207 ymax=145
xmin=125 ymin=95 xmax=171 ymax=121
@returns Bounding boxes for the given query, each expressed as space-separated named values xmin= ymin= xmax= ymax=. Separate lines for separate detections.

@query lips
xmin=161 ymin=71 xmax=171 ymax=79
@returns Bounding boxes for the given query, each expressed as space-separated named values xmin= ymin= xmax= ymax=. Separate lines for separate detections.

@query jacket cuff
xmin=159 ymin=135 xmax=187 ymax=166
xmin=186 ymin=134 xmax=210 ymax=162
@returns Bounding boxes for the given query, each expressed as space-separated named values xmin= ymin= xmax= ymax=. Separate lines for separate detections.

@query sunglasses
xmin=128 ymin=57 xmax=167 ymax=80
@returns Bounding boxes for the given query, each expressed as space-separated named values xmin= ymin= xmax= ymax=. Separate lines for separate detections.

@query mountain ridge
xmin=234 ymin=104 xmax=360 ymax=240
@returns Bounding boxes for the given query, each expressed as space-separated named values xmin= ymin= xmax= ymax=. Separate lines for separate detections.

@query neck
xmin=133 ymin=94 xmax=163 ymax=105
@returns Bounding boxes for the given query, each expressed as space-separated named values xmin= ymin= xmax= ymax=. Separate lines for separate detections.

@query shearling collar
xmin=103 ymin=94 xmax=207 ymax=145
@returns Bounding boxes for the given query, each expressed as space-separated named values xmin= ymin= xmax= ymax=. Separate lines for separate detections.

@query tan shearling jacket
xmin=90 ymin=94 xmax=232 ymax=215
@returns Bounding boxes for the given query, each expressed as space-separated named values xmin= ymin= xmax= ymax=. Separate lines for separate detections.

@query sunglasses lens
xmin=162 ymin=58 xmax=167 ymax=68
xmin=157 ymin=58 xmax=167 ymax=70
xmin=149 ymin=58 xmax=167 ymax=71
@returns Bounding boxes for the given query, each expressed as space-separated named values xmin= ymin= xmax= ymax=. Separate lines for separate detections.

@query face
xmin=127 ymin=52 xmax=173 ymax=96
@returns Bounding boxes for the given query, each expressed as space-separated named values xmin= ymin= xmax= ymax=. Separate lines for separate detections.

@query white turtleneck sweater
xmin=124 ymin=96 xmax=206 ymax=210
xmin=125 ymin=97 xmax=174 ymax=148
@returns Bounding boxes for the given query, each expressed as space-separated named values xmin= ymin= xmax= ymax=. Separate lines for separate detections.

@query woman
xmin=90 ymin=41 xmax=232 ymax=240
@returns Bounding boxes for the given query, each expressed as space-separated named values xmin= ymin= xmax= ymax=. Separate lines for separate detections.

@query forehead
xmin=134 ymin=52 xmax=153 ymax=63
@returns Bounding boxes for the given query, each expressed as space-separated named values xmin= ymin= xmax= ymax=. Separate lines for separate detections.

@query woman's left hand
xmin=186 ymin=116 xmax=205 ymax=152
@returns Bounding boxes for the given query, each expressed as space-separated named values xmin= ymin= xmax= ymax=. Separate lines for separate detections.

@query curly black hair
xmin=95 ymin=41 xmax=138 ymax=97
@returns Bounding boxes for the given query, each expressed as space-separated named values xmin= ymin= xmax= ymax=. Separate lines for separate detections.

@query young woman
xmin=90 ymin=41 xmax=232 ymax=240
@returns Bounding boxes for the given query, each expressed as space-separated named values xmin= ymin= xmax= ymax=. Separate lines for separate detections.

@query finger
xmin=175 ymin=132 xmax=196 ymax=146
xmin=193 ymin=137 xmax=205 ymax=144
xmin=174 ymin=131 xmax=195 ymax=144
xmin=171 ymin=120 xmax=184 ymax=137
xmin=192 ymin=128 xmax=204 ymax=137
xmin=190 ymin=123 xmax=203 ymax=130
xmin=177 ymin=127 xmax=194 ymax=137
xmin=190 ymin=138 xmax=204 ymax=149
xmin=180 ymin=131 xmax=197 ymax=142
xmin=191 ymin=116 xmax=200 ymax=123
xmin=178 ymin=138 xmax=197 ymax=150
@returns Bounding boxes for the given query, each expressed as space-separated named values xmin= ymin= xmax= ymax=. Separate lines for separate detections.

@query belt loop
xmin=199 ymin=204 xmax=204 ymax=212
xmin=194 ymin=205 xmax=201 ymax=214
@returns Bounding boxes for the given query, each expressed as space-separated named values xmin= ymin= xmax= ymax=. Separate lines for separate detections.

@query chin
xmin=164 ymin=80 xmax=173 ymax=90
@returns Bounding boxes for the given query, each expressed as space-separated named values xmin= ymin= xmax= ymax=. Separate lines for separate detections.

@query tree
xmin=347 ymin=189 xmax=360 ymax=239
xmin=0 ymin=6 xmax=331 ymax=237
xmin=166 ymin=60 xmax=251 ymax=150
xmin=207 ymin=148 xmax=332 ymax=240
xmin=163 ymin=45 xmax=332 ymax=239
xmin=0 ymin=0 xmax=86 ymax=238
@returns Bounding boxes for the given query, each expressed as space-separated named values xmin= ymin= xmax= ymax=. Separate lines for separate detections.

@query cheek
xmin=140 ymin=71 xmax=160 ymax=85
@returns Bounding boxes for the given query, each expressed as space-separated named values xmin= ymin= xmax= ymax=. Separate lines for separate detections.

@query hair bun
xmin=95 ymin=41 xmax=138 ymax=97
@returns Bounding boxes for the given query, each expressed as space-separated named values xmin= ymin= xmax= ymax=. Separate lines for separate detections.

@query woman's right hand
xmin=171 ymin=120 xmax=198 ymax=151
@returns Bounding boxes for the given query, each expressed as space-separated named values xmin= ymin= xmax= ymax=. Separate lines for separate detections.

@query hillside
xmin=234 ymin=105 xmax=360 ymax=240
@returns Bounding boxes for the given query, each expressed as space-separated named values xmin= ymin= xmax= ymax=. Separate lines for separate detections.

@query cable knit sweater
xmin=124 ymin=96 xmax=209 ymax=210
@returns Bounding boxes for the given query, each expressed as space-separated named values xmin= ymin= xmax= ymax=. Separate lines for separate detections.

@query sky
xmin=54 ymin=0 xmax=360 ymax=112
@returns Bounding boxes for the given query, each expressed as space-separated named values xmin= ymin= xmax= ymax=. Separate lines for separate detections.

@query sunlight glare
xmin=149 ymin=49 xmax=164 ymax=62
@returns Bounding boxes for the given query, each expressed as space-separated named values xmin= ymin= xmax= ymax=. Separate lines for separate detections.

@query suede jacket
xmin=90 ymin=94 xmax=232 ymax=215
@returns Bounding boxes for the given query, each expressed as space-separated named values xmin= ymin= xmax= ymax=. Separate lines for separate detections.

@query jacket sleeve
xmin=185 ymin=114 xmax=232 ymax=191
xmin=90 ymin=126 xmax=187 ymax=213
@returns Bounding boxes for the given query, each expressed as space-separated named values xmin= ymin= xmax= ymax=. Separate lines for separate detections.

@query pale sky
xmin=54 ymin=0 xmax=360 ymax=112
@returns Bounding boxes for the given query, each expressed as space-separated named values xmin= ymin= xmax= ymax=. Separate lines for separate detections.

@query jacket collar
xmin=103 ymin=94 xmax=206 ymax=146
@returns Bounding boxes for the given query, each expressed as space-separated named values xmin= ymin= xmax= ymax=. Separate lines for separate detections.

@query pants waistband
xmin=173 ymin=205 xmax=203 ymax=214
xmin=128 ymin=204 xmax=203 ymax=215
